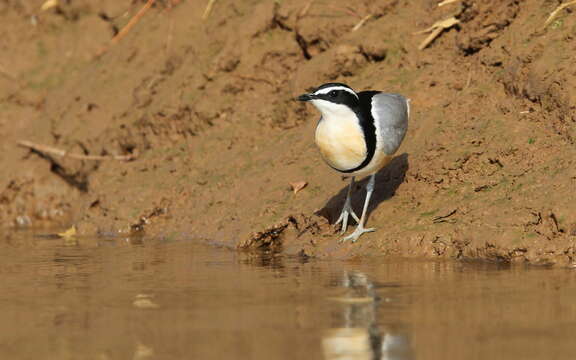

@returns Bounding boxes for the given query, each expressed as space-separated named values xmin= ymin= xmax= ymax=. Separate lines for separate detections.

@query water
xmin=1 ymin=231 xmax=575 ymax=359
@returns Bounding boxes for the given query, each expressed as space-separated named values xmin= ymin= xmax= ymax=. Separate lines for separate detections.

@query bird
xmin=297 ymin=83 xmax=409 ymax=242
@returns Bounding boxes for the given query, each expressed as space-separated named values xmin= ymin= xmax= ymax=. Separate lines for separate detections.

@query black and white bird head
xmin=297 ymin=83 xmax=360 ymax=117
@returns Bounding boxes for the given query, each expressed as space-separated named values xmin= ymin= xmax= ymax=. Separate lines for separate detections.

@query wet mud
xmin=1 ymin=0 xmax=576 ymax=264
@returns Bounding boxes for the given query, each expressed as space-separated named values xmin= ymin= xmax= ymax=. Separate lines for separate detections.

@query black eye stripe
xmin=312 ymin=87 xmax=359 ymax=106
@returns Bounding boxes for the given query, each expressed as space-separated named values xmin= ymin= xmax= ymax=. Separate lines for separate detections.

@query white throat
xmin=310 ymin=99 xmax=356 ymax=120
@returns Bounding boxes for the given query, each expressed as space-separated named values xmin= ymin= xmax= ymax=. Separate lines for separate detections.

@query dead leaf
xmin=58 ymin=225 xmax=77 ymax=239
xmin=290 ymin=181 xmax=308 ymax=194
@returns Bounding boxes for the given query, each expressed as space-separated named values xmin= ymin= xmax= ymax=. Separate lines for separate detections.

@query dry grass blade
xmin=418 ymin=27 xmax=443 ymax=50
xmin=352 ymin=14 xmax=372 ymax=32
xmin=18 ymin=140 xmax=136 ymax=161
xmin=438 ymin=0 xmax=460 ymax=6
xmin=543 ymin=0 xmax=576 ymax=28
xmin=202 ymin=0 xmax=217 ymax=20
xmin=415 ymin=17 xmax=459 ymax=35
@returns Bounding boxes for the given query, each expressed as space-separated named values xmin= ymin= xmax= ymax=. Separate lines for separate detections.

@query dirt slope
xmin=1 ymin=0 xmax=575 ymax=265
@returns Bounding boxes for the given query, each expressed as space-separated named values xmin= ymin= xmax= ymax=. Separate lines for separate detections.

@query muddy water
xmin=1 ymin=232 xmax=575 ymax=360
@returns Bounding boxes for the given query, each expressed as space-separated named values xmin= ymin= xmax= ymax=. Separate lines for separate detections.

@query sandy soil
xmin=1 ymin=0 xmax=575 ymax=265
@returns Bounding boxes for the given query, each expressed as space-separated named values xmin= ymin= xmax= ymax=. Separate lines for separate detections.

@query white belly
xmin=315 ymin=117 xmax=367 ymax=171
xmin=347 ymin=150 xmax=393 ymax=177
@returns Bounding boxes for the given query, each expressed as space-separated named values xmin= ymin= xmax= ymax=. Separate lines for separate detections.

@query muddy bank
xmin=1 ymin=0 xmax=575 ymax=265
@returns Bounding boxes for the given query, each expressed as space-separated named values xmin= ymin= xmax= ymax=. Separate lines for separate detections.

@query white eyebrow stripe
xmin=314 ymin=86 xmax=358 ymax=99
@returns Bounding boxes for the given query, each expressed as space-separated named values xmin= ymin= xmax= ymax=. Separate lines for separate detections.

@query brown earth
xmin=1 ymin=0 xmax=575 ymax=265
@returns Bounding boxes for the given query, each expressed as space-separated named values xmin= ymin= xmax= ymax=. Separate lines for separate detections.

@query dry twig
xmin=18 ymin=140 xmax=136 ymax=161
xmin=111 ymin=0 xmax=156 ymax=45
xmin=202 ymin=0 xmax=217 ymax=20
xmin=352 ymin=14 xmax=373 ymax=32
xmin=415 ymin=17 xmax=459 ymax=50
xmin=543 ymin=0 xmax=576 ymax=28
xmin=95 ymin=0 xmax=156 ymax=56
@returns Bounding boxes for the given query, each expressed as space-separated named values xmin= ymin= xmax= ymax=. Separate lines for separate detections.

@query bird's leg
xmin=334 ymin=177 xmax=360 ymax=234
xmin=340 ymin=174 xmax=376 ymax=243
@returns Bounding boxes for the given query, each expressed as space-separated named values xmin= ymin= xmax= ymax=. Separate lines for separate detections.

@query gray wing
xmin=371 ymin=93 xmax=409 ymax=155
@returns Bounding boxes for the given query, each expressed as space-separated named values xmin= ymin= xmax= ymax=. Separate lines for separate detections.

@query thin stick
xmin=418 ymin=27 xmax=443 ymax=50
xmin=464 ymin=68 xmax=473 ymax=90
xmin=202 ymin=0 xmax=217 ymax=20
xmin=543 ymin=0 xmax=576 ymax=27
xmin=164 ymin=17 xmax=175 ymax=58
xmin=18 ymin=140 xmax=136 ymax=161
xmin=438 ymin=0 xmax=460 ymax=6
xmin=111 ymin=0 xmax=156 ymax=45
xmin=352 ymin=14 xmax=372 ymax=32
xmin=95 ymin=0 xmax=156 ymax=57
xmin=416 ymin=17 xmax=459 ymax=50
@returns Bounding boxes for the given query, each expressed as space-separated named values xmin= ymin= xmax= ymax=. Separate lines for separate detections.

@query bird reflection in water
xmin=322 ymin=271 xmax=413 ymax=360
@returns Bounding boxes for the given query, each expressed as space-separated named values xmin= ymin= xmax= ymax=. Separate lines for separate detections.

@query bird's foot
xmin=334 ymin=203 xmax=360 ymax=234
xmin=339 ymin=225 xmax=376 ymax=243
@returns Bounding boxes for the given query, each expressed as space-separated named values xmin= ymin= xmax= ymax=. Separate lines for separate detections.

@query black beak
xmin=297 ymin=93 xmax=315 ymax=101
